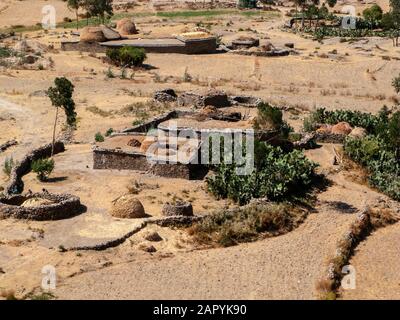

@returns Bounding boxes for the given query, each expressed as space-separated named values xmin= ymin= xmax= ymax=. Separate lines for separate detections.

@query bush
xmin=31 ymin=158 xmax=54 ymax=181
xmin=3 ymin=157 xmax=14 ymax=177
xmin=362 ymin=4 xmax=383 ymax=28
xmin=207 ymin=143 xmax=318 ymax=205
xmin=344 ymin=134 xmax=400 ymax=200
xmin=106 ymin=47 xmax=146 ymax=67
xmin=95 ymin=132 xmax=104 ymax=142
xmin=188 ymin=202 xmax=306 ymax=247
xmin=105 ymin=128 xmax=114 ymax=137
xmin=303 ymin=107 xmax=390 ymax=134
xmin=392 ymin=74 xmax=400 ymax=94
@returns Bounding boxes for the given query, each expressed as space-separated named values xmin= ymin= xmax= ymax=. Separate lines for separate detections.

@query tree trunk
xmin=51 ymin=107 xmax=59 ymax=157
xmin=76 ymin=10 xmax=79 ymax=30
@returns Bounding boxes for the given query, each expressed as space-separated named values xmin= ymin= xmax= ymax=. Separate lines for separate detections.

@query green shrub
xmin=3 ymin=157 xmax=14 ymax=177
xmin=95 ymin=132 xmax=104 ymax=142
xmin=207 ymin=144 xmax=318 ymax=205
xmin=253 ymin=103 xmax=293 ymax=141
xmin=105 ymin=128 xmax=114 ymax=137
xmin=344 ymin=134 xmax=400 ymax=200
xmin=31 ymin=158 xmax=54 ymax=181
xmin=106 ymin=47 xmax=146 ymax=67
xmin=343 ymin=135 xmax=382 ymax=166
xmin=105 ymin=48 xmax=120 ymax=63
xmin=0 ymin=47 xmax=14 ymax=58
xmin=303 ymin=107 xmax=390 ymax=134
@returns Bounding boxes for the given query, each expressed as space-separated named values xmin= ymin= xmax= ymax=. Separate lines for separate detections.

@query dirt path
xmin=53 ymin=202 xmax=354 ymax=299
xmin=54 ymin=157 xmax=370 ymax=300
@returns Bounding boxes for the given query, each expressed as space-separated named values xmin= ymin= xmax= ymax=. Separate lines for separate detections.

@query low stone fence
xmin=93 ymin=146 xmax=207 ymax=180
xmin=4 ymin=141 xmax=65 ymax=195
xmin=0 ymin=192 xmax=82 ymax=221
xmin=121 ymin=110 xmax=178 ymax=133
xmin=0 ymin=140 xmax=17 ymax=153
xmin=61 ymin=41 xmax=106 ymax=53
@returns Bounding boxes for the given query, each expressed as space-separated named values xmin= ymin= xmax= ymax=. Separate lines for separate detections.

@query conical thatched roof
xmin=116 ymin=18 xmax=138 ymax=36
xmin=80 ymin=26 xmax=107 ymax=43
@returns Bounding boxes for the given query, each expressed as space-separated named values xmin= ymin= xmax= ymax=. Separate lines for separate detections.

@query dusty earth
xmin=0 ymin=1 xmax=399 ymax=300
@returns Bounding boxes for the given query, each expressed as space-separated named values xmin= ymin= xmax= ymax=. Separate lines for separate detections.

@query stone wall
xmin=93 ymin=146 xmax=207 ymax=180
xmin=0 ymin=192 xmax=82 ymax=221
xmin=4 ymin=141 xmax=65 ymax=195
xmin=62 ymin=37 xmax=217 ymax=54
xmin=93 ymin=147 xmax=151 ymax=171
xmin=122 ymin=110 xmax=178 ymax=133
xmin=178 ymin=37 xmax=217 ymax=54
xmin=61 ymin=41 xmax=106 ymax=53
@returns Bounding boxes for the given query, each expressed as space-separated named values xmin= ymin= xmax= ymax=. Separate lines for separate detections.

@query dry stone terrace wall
xmin=93 ymin=146 xmax=152 ymax=171
xmin=4 ymin=141 xmax=65 ymax=195
xmin=93 ymin=146 xmax=207 ymax=180
xmin=0 ymin=192 xmax=82 ymax=221
xmin=61 ymin=37 xmax=217 ymax=55
xmin=122 ymin=110 xmax=179 ymax=133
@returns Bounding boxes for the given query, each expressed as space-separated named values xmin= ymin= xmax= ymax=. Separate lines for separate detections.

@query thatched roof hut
xmin=116 ymin=18 xmax=138 ymax=36
xmin=80 ymin=27 xmax=107 ymax=43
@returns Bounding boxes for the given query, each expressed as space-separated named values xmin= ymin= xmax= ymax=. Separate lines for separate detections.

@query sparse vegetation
xmin=207 ymin=143 xmax=318 ymax=205
xmin=95 ymin=132 xmax=105 ymax=142
xmin=106 ymin=47 xmax=146 ymax=68
xmin=3 ymin=157 xmax=14 ymax=177
xmin=31 ymin=158 xmax=55 ymax=181
xmin=188 ymin=202 xmax=307 ymax=247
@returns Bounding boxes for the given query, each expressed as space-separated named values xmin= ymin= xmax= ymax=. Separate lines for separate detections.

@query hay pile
xmin=116 ymin=18 xmax=138 ymax=36
xmin=21 ymin=198 xmax=54 ymax=208
xmin=80 ymin=27 xmax=107 ymax=43
xmin=111 ymin=195 xmax=146 ymax=219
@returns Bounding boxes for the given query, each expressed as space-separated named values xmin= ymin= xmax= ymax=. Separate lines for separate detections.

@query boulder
xmin=116 ymin=18 xmax=138 ymax=36
xmin=111 ymin=195 xmax=146 ymax=219
xmin=231 ymin=36 xmax=259 ymax=50
xmin=331 ymin=122 xmax=352 ymax=135
xmin=127 ymin=138 xmax=141 ymax=148
xmin=143 ymin=231 xmax=162 ymax=242
xmin=349 ymin=127 xmax=367 ymax=139
xmin=162 ymin=201 xmax=193 ymax=217
xmin=80 ymin=27 xmax=106 ymax=43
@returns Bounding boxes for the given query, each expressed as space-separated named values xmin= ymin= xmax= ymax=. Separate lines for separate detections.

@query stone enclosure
xmin=0 ymin=192 xmax=82 ymax=221
xmin=92 ymin=89 xmax=263 ymax=180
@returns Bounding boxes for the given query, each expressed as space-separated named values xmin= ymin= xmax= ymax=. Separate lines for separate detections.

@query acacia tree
xmin=47 ymin=77 xmax=76 ymax=155
xmin=67 ymin=0 xmax=82 ymax=30
xmin=85 ymin=0 xmax=114 ymax=24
